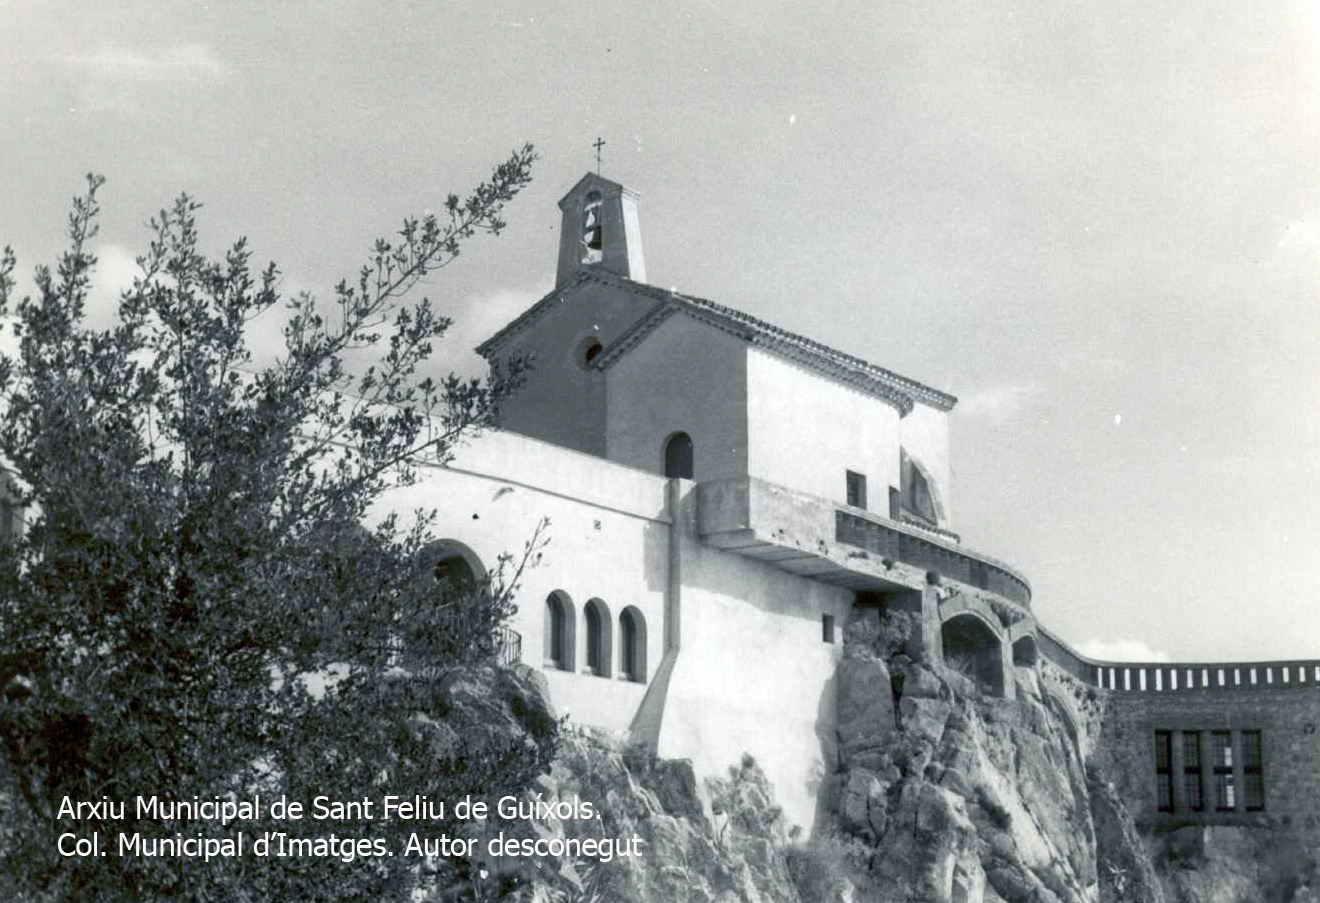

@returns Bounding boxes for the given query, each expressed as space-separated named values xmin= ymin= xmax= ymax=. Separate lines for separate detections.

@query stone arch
xmin=1006 ymin=618 xmax=1039 ymax=667
xmin=619 ymin=606 xmax=648 ymax=683
xmin=940 ymin=611 xmax=1006 ymax=698
xmin=662 ymin=432 xmax=694 ymax=479
xmin=938 ymin=593 xmax=1006 ymax=637
xmin=544 ymin=590 xmax=577 ymax=671
xmin=1012 ymin=634 xmax=1039 ymax=667
xmin=583 ymin=597 xmax=613 ymax=678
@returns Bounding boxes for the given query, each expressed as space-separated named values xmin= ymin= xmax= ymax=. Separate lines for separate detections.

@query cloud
xmin=87 ymin=243 xmax=140 ymax=325
xmin=1075 ymin=638 xmax=1170 ymax=663
xmin=956 ymin=382 xmax=1042 ymax=422
xmin=1276 ymin=215 xmax=1320 ymax=255
xmin=60 ymin=44 xmax=232 ymax=83
xmin=430 ymin=283 xmax=551 ymax=379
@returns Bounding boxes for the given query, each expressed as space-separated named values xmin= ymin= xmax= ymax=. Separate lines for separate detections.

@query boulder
xmin=836 ymin=653 xmax=896 ymax=763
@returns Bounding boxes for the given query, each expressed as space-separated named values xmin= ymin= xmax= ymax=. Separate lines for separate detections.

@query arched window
xmin=619 ymin=606 xmax=647 ymax=683
xmin=583 ymin=598 xmax=612 ymax=677
xmin=544 ymin=591 xmax=576 ymax=671
xmin=581 ymin=191 xmax=603 ymax=263
xmin=662 ymin=432 xmax=694 ymax=479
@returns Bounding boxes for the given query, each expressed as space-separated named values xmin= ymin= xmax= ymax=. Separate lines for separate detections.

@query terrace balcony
xmin=696 ymin=476 xmax=1032 ymax=617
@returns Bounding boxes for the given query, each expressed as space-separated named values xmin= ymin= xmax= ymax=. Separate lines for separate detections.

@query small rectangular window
xmin=1242 ymin=730 xmax=1264 ymax=811
xmin=846 ymin=471 xmax=867 ymax=509
xmin=1212 ymin=731 xmax=1235 ymax=811
xmin=1154 ymin=731 xmax=1174 ymax=813
xmin=1182 ymin=731 xmax=1203 ymax=812
xmin=822 ymin=614 xmax=835 ymax=644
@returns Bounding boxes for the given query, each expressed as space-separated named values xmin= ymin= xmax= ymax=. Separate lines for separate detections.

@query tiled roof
xmin=476 ymin=269 xmax=957 ymax=414
xmin=473 ymin=271 xmax=666 ymax=358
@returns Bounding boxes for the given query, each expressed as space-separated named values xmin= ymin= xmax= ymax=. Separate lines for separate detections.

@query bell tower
xmin=556 ymin=173 xmax=647 ymax=287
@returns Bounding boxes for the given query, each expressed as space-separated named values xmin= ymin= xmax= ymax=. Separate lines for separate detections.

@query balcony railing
xmin=835 ymin=509 xmax=1031 ymax=608
xmin=494 ymin=626 xmax=522 ymax=667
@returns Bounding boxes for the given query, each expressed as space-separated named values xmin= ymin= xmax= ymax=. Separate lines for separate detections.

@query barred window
xmin=1182 ymin=731 xmax=1203 ymax=812
xmin=1242 ymin=730 xmax=1264 ymax=811
xmin=1212 ymin=731 xmax=1235 ymax=811
xmin=1154 ymin=731 xmax=1173 ymax=813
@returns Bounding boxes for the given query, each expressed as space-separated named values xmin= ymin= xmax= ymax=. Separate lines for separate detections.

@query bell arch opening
xmin=580 ymin=191 xmax=603 ymax=263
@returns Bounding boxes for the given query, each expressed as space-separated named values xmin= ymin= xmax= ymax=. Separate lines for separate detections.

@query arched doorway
xmin=423 ymin=539 xmax=486 ymax=592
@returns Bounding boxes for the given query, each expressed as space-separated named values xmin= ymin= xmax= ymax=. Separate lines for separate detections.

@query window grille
xmin=1182 ymin=731 xmax=1203 ymax=812
xmin=1154 ymin=731 xmax=1173 ymax=813
xmin=1212 ymin=731 xmax=1235 ymax=811
xmin=1242 ymin=730 xmax=1264 ymax=811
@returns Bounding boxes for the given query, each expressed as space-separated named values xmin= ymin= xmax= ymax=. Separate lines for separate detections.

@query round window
xmin=576 ymin=336 xmax=604 ymax=369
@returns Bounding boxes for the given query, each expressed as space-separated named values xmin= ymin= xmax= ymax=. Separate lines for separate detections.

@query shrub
xmin=785 ymin=832 xmax=871 ymax=903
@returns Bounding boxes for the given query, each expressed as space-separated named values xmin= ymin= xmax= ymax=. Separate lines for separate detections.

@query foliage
xmin=875 ymin=609 xmax=919 ymax=662
xmin=974 ymin=785 xmax=1013 ymax=831
xmin=709 ymin=753 xmax=784 ymax=842
xmin=944 ymin=651 xmax=980 ymax=684
xmin=783 ymin=830 xmax=870 ymax=903
xmin=0 ymin=147 xmax=557 ymax=902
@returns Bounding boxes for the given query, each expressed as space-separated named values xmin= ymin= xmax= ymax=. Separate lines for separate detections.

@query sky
xmin=1 ymin=0 xmax=1318 ymax=663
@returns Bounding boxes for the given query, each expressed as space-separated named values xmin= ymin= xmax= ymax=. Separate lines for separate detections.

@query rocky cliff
xmin=822 ymin=612 xmax=1159 ymax=903
xmin=483 ymin=616 xmax=1314 ymax=903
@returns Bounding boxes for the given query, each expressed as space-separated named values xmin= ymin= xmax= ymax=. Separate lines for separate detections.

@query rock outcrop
xmin=483 ymin=730 xmax=801 ymax=903
xmin=1147 ymin=826 xmax=1320 ymax=903
xmin=822 ymin=611 xmax=1151 ymax=903
xmin=479 ymin=615 xmax=1316 ymax=902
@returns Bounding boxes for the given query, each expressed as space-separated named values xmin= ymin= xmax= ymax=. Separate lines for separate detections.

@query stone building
xmin=384 ymin=173 xmax=1320 ymax=836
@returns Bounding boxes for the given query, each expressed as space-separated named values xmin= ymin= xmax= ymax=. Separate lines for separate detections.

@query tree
xmin=0 ymin=146 xmax=558 ymax=902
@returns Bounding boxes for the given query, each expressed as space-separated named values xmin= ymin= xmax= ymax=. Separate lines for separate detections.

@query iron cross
xmin=593 ymin=137 xmax=606 ymax=173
